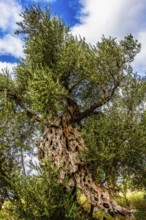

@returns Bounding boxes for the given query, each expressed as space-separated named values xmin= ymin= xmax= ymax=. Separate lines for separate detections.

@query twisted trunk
xmin=37 ymin=113 xmax=131 ymax=217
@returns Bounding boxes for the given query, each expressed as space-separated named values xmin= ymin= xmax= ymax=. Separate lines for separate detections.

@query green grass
xmin=117 ymin=191 xmax=146 ymax=209
xmin=115 ymin=191 xmax=146 ymax=220
xmin=1 ymin=191 xmax=146 ymax=220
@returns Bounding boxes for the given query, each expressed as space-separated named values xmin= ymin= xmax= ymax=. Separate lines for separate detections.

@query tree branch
xmin=69 ymin=79 xmax=84 ymax=93
xmin=73 ymin=83 xmax=118 ymax=122
xmin=0 ymin=89 xmax=41 ymax=122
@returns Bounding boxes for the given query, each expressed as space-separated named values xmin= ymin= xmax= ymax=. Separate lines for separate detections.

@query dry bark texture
xmin=37 ymin=113 xmax=130 ymax=217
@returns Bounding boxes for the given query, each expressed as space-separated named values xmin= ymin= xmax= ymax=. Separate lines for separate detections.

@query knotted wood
xmin=37 ymin=113 xmax=130 ymax=217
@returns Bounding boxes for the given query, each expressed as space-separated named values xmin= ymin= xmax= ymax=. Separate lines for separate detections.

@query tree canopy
xmin=0 ymin=4 xmax=146 ymax=220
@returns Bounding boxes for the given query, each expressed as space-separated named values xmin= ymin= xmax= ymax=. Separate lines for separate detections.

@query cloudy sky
xmin=0 ymin=0 xmax=146 ymax=74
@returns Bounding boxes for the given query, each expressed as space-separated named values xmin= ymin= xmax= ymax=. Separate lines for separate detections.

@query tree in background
xmin=0 ymin=4 xmax=146 ymax=219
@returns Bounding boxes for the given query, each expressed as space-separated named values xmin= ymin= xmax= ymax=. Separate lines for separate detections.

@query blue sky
xmin=0 ymin=0 xmax=146 ymax=74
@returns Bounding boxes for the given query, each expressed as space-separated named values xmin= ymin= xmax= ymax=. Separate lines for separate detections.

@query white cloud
xmin=72 ymin=0 xmax=146 ymax=72
xmin=0 ymin=0 xmax=24 ymax=59
xmin=0 ymin=0 xmax=22 ymax=32
xmin=72 ymin=0 xmax=146 ymax=42
xmin=133 ymin=31 xmax=146 ymax=73
xmin=0 ymin=34 xmax=24 ymax=58
xmin=0 ymin=62 xmax=17 ymax=73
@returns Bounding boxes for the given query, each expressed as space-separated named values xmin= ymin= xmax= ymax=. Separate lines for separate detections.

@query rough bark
xmin=37 ymin=113 xmax=131 ymax=217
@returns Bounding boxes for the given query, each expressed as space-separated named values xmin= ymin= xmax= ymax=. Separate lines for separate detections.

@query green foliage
xmin=0 ymin=4 xmax=145 ymax=220
xmin=26 ymin=67 xmax=67 ymax=115
xmin=82 ymin=76 xmax=146 ymax=188
xmin=115 ymin=191 xmax=146 ymax=220
xmin=14 ymin=5 xmax=141 ymax=116
xmin=3 ymin=163 xmax=85 ymax=220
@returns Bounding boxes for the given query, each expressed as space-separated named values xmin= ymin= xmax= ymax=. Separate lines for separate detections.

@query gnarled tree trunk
xmin=37 ymin=112 xmax=131 ymax=218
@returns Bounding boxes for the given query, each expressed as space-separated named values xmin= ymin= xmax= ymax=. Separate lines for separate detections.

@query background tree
xmin=0 ymin=4 xmax=145 ymax=219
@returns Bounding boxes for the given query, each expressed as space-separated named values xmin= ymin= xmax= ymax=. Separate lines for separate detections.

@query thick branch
xmin=73 ymin=83 xmax=118 ymax=122
xmin=0 ymin=89 xmax=40 ymax=122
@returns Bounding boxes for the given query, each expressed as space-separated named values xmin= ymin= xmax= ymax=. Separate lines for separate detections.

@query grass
xmin=0 ymin=191 xmax=146 ymax=219
xmin=117 ymin=191 xmax=146 ymax=209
